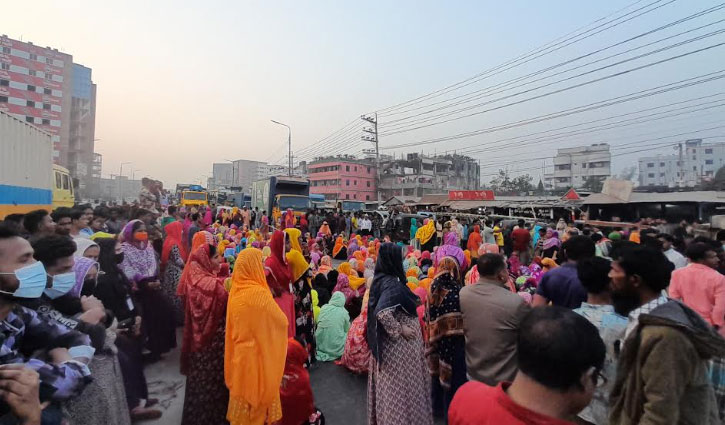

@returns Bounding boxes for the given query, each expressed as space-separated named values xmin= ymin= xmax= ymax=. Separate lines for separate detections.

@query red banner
xmin=448 ymin=190 xmax=495 ymax=201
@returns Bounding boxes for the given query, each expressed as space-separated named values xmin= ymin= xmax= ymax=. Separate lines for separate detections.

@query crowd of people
xmin=1 ymin=196 xmax=725 ymax=425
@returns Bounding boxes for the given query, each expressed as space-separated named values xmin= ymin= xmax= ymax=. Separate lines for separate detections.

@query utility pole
xmin=361 ymin=113 xmax=379 ymax=203
xmin=271 ymin=120 xmax=292 ymax=176
xmin=677 ymin=142 xmax=684 ymax=187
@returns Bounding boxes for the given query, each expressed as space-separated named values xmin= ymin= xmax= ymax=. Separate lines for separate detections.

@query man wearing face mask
xmin=20 ymin=236 xmax=107 ymax=353
xmin=0 ymin=223 xmax=92 ymax=412
xmin=459 ymin=253 xmax=531 ymax=385
xmin=608 ymin=243 xmax=725 ymax=425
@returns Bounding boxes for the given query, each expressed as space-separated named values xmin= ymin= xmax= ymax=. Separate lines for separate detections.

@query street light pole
xmin=224 ymin=159 xmax=236 ymax=188
xmin=271 ymin=120 xmax=292 ymax=176
xmin=119 ymin=162 xmax=131 ymax=203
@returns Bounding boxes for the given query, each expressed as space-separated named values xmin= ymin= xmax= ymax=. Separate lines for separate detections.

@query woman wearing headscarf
xmin=336 ymin=275 xmax=374 ymax=374
xmin=312 ymin=273 xmax=331 ymax=308
xmin=318 ymin=255 xmax=333 ymax=275
xmin=318 ymin=221 xmax=332 ymax=237
xmin=120 ymin=219 xmax=176 ymax=361
xmin=332 ymin=236 xmax=347 ymax=260
xmin=287 ymin=249 xmax=316 ymax=364
xmin=434 ymin=231 xmax=467 ymax=271
xmin=367 ymin=243 xmax=433 ymax=425
xmin=161 ymin=221 xmax=187 ymax=325
xmin=225 ymin=248 xmax=288 ymax=425
xmin=541 ymin=228 xmax=561 ymax=259
xmin=363 ymin=257 xmax=375 ymax=280
xmin=466 ymin=225 xmax=482 ymax=260
xmin=409 ymin=218 xmax=419 ymax=247
xmin=426 ymin=256 xmax=467 ymax=419
xmin=178 ymin=243 xmax=229 ymax=425
xmin=284 ymin=227 xmax=303 ymax=254
xmin=265 ymin=230 xmax=296 ymax=338
xmin=315 ymin=291 xmax=350 ymax=361
xmin=415 ymin=219 xmax=437 ymax=253
xmin=279 ymin=338 xmax=324 ymax=425
xmin=74 ymin=237 xmax=100 ymax=260
xmin=95 ymin=237 xmax=158 ymax=421
xmin=284 ymin=208 xmax=296 ymax=229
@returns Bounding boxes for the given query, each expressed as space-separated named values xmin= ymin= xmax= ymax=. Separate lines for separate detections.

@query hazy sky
xmin=2 ymin=0 xmax=724 ymax=187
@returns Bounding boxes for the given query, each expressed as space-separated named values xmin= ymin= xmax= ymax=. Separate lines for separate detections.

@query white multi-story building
xmin=209 ymin=163 xmax=233 ymax=190
xmin=544 ymin=144 xmax=611 ymax=190
xmin=228 ymin=159 xmax=268 ymax=193
xmin=638 ymin=139 xmax=725 ymax=187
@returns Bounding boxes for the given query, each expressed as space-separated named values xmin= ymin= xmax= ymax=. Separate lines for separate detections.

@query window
xmin=660 ymin=173 xmax=665 ymax=177
xmin=29 ymin=70 xmax=36 ymax=76
xmin=25 ymin=116 xmax=33 ymax=123
xmin=0 ymin=80 xmax=8 ymax=87
xmin=27 ymin=85 xmax=35 ymax=92
xmin=647 ymin=163 xmax=654 ymax=168
xmin=61 ymin=174 xmax=69 ymax=190
xmin=354 ymin=180 xmax=357 ymax=186
xmin=55 ymin=172 xmax=61 ymax=189
xmin=582 ymin=163 xmax=587 ymax=168
xmin=26 ymin=100 xmax=34 ymax=107
xmin=43 ymin=88 xmax=51 ymax=95
xmin=693 ymin=166 xmax=697 ymax=171
xmin=30 ymin=54 xmax=37 ymax=60
xmin=367 ymin=181 xmax=371 ymax=187
xmin=706 ymin=148 xmax=713 ymax=154
xmin=692 ymin=156 xmax=696 ymax=160
xmin=42 ymin=119 xmax=49 ymax=125
xmin=1 ymin=47 xmax=9 ymax=54
xmin=0 ymin=96 xmax=7 ymax=103
xmin=659 ymin=162 xmax=665 ymax=167
xmin=706 ymin=171 xmax=714 ymax=176
xmin=353 ymin=194 xmax=357 ymax=199
xmin=0 ymin=63 xmax=8 ymax=70
xmin=45 ymin=73 xmax=52 ymax=81
xmin=43 ymin=103 xmax=50 ymax=110
xmin=346 ymin=165 xmax=350 ymax=171
xmin=45 ymin=58 xmax=52 ymax=65
xmin=367 ymin=167 xmax=371 ymax=173
xmin=346 ymin=180 xmax=349 ymax=186
xmin=648 ymin=173 xmax=655 ymax=178
xmin=706 ymin=160 xmax=714 ymax=165
xmin=355 ymin=166 xmax=358 ymax=172
xmin=345 ymin=194 xmax=350 ymax=199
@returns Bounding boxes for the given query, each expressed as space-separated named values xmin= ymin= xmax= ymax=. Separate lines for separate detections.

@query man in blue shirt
xmin=533 ymin=235 xmax=594 ymax=309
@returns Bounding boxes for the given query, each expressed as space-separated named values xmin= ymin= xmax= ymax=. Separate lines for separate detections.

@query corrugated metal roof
xmin=583 ymin=191 xmax=725 ymax=205
xmin=417 ymin=194 xmax=449 ymax=205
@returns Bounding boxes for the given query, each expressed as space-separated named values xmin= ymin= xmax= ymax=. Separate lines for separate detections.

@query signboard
xmin=602 ymin=178 xmax=634 ymax=202
xmin=448 ymin=190 xmax=495 ymax=201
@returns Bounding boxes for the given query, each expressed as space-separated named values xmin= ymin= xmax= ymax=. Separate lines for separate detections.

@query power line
xmin=374 ymin=0 xmax=674 ymax=114
xmin=379 ymin=41 xmax=725 ymax=136
xmin=380 ymin=69 xmax=725 ymax=150
xmin=380 ymin=12 xmax=725 ymax=125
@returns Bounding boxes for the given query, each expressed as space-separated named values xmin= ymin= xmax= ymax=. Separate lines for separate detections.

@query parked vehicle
xmin=1 ymin=111 xmax=74 ymax=218
xmin=180 ymin=184 xmax=208 ymax=207
xmin=252 ymin=176 xmax=311 ymax=225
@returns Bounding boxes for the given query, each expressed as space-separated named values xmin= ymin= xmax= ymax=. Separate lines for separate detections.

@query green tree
xmin=488 ymin=169 xmax=533 ymax=194
xmin=582 ymin=176 xmax=604 ymax=193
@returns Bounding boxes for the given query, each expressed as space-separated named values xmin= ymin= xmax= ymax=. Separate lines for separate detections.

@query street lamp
xmin=132 ymin=169 xmax=142 ymax=180
xmin=119 ymin=162 xmax=132 ymax=177
xmin=118 ymin=162 xmax=132 ymax=203
xmin=271 ymin=120 xmax=292 ymax=176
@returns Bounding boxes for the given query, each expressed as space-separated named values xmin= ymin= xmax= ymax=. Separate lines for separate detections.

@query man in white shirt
xmin=359 ymin=215 xmax=372 ymax=236
xmin=658 ymin=233 xmax=687 ymax=269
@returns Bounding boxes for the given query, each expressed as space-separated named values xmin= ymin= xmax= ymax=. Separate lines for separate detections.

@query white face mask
xmin=0 ymin=261 xmax=48 ymax=299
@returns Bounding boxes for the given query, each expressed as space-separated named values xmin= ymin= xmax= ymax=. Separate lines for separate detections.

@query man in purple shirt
xmin=533 ymin=235 xmax=595 ymax=309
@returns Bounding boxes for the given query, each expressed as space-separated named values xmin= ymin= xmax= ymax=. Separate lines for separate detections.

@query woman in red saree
xmin=266 ymin=230 xmax=296 ymax=337
xmin=178 ymin=243 xmax=229 ymax=425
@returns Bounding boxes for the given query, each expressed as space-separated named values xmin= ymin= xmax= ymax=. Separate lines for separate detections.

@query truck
xmin=179 ymin=184 xmax=209 ymax=208
xmin=252 ymin=176 xmax=311 ymax=225
xmin=0 ymin=111 xmax=74 ymax=218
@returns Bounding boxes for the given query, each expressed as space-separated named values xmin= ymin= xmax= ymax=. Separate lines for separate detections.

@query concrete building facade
xmin=544 ymin=144 xmax=611 ymax=190
xmin=638 ymin=139 xmax=725 ymax=187
xmin=210 ymin=162 xmax=233 ymax=190
xmin=379 ymin=153 xmax=480 ymax=199
xmin=0 ymin=35 xmax=96 ymax=198
xmin=230 ymin=159 xmax=268 ymax=193
xmin=308 ymin=157 xmax=376 ymax=201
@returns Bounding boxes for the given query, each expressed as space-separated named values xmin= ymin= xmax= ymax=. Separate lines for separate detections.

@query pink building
xmin=308 ymin=159 xmax=376 ymax=201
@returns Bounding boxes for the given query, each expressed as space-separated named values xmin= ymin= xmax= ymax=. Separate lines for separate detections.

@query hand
xmin=81 ymin=295 xmax=103 ymax=312
xmin=0 ymin=365 xmax=42 ymax=425
xmin=148 ymin=281 xmax=161 ymax=290
xmin=48 ymin=348 xmax=71 ymax=364
xmin=79 ymin=307 xmax=105 ymax=325
xmin=133 ymin=316 xmax=142 ymax=336
xmin=401 ymin=325 xmax=417 ymax=340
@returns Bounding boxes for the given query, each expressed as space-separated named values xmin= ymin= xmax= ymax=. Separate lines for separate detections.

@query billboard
xmin=448 ymin=190 xmax=495 ymax=201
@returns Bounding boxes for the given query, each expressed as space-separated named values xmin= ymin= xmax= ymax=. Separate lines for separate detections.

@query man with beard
xmin=608 ymin=242 xmax=725 ymax=425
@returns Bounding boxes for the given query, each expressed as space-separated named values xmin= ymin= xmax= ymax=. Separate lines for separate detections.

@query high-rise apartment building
xmin=544 ymin=144 xmax=611 ymax=190
xmin=308 ymin=157 xmax=376 ymax=201
xmin=0 ymin=35 xmax=96 ymax=198
xmin=638 ymin=139 xmax=725 ymax=187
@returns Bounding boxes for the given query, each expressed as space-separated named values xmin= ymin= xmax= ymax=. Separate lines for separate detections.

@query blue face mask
xmin=44 ymin=271 xmax=76 ymax=299
xmin=0 ymin=261 xmax=48 ymax=299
